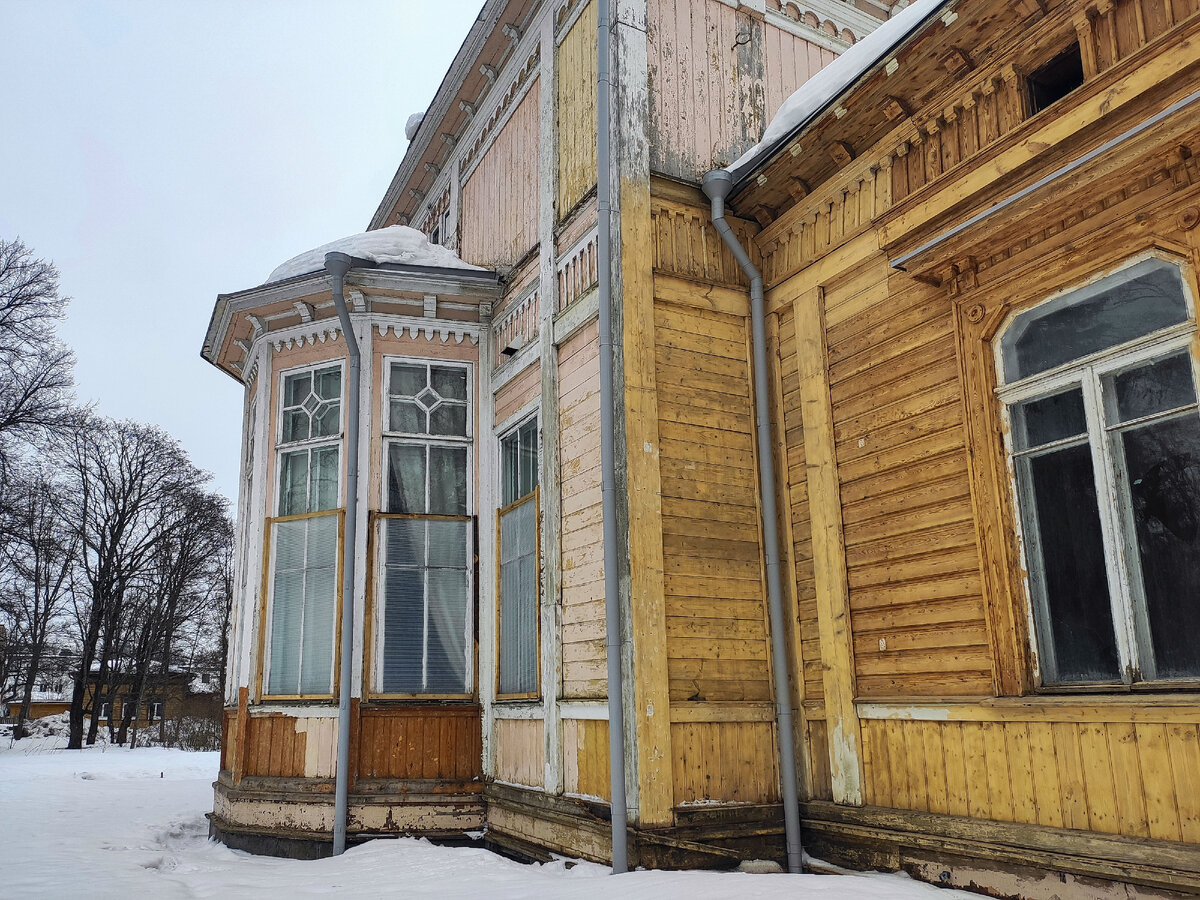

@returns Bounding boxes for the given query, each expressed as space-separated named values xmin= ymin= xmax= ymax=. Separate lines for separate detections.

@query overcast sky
xmin=1 ymin=0 xmax=483 ymax=504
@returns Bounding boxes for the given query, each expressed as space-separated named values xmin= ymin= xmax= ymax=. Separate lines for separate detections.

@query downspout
xmin=597 ymin=0 xmax=629 ymax=875
xmin=701 ymin=169 xmax=804 ymax=874
xmin=326 ymin=251 xmax=361 ymax=857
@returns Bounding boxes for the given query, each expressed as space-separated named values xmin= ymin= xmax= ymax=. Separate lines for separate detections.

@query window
xmin=265 ymin=363 xmax=343 ymax=697
xmin=999 ymin=258 xmax=1200 ymax=685
xmin=498 ymin=416 xmax=540 ymax=697
xmin=1027 ymin=43 xmax=1084 ymax=116
xmin=98 ymin=702 xmax=111 ymax=720
xmin=376 ymin=360 xmax=473 ymax=695
xmin=146 ymin=702 xmax=163 ymax=722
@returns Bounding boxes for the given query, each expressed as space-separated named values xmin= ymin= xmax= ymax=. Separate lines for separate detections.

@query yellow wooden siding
xmin=763 ymin=23 xmax=836 ymax=123
xmin=671 ymin=721 xmax=780 ymax=803
xmin=861 ymin=711 xmax=1200 ymax=843
xmin=562 ymin=718 xmax=611 ymax=800
xmin=654 ymin=298 xmax=771 ymax=702
xmin=776 ymin=305 xmax=822 ymax=704
xmin=559 ymin=321 xmax=606 ymax=698
xmin=460 ymin=79 xmax=540 ymax=268
xmin=808 ymin=718 xmax=834 ymax=801
xmin=822 ymin=261 xmax=992 ymax=698
xmin=494 ymin=717 xmax=545 ymax=788
xmin=556 ymin=0 xmax=597 ymax=218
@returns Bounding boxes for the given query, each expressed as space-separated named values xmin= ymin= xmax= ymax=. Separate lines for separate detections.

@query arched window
xmin=998 ymin=257 xmax=1200 ymax=686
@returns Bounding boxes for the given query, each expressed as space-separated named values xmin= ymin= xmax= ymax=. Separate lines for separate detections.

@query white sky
xmin=0 ymin=0 xmax=484 ymax=503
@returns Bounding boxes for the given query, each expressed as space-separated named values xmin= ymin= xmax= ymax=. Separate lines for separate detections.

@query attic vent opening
xmin=1027 ymin=43 xmax=1084 ymax=115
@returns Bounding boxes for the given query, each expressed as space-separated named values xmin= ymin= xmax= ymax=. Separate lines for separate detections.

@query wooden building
xmin=202 ymin=0 xmax=1200 ymax=894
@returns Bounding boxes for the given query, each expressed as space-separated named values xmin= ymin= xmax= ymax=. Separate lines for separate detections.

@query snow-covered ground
xmin=1 ymin=723 xmax=979 ymax=899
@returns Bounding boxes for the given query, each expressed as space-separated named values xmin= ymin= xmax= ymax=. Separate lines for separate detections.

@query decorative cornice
xmin=460 ymin=45 xmax=541 ymax=180
xmin=373 ymin=318 xmax=480 ymax=345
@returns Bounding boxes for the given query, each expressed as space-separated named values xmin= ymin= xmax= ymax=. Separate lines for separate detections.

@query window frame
xmin=495 ymin=412 xmax=542 ymax=702
xmin=260 ymin=360 xmax=347 ymax=703
xmin=996 ymin=254 xmax=1200 ymax=690
xmin=367 ymin=355 xmax=476 ymax=701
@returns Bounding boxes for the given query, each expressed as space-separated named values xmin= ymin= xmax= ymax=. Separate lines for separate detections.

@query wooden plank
xmin=793 ymin=286 xmax=862 ymax=805
xmin=942 ymin=722 xmax=970 ymax=819
xmin=922 ymin=721 xmax=948 ymax=815
xmin=1081 ymin=723 xmax=1121 ymax=834
xmin=1109 ymin=721 xmax=1150 ymax=838
xmin=1136 ymin=722 xmax=1182 ymax=843
xmin=1167 ymin=724 xmax=1200 ymax=843
xmin=961 ymin=722 xmax=992 ymax=820
xmin=1027 ymin=722 xmax=1064 ymax=829
xmin=1005 ymin=722 xmax=1038 ymax=825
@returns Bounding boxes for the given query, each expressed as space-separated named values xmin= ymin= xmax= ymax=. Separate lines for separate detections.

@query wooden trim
xmin=792 ymin=285 xmax=863 ymax=805
xmin=668 ymin=703 xmax=777 ymax=723
xmin=857 ymin=698 xmax=1200 ymax=725
xmin=495 ymin=487 xmax=542 ymax=702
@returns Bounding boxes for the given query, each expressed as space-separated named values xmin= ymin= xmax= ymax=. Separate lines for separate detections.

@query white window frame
xmin=372 ymin=356 xmax=475 ymax=698
xmin=262 ymin=360 xmax=346 ymax=700
xmin=996 ymin=253 xmax=1200 ymax=687
xmin=496 ymin=411 xmax=541 ymax=700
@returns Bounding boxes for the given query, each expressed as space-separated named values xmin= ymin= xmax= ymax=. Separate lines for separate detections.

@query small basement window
xmin=1027 ymin=43 xmax=1084 ymax=115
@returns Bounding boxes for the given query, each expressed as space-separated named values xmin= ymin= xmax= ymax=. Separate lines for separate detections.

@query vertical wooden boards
xmin=792 ymin=285 xmax=863 ymax=805
xmin=556 ymin=0 xmax=597 ymax=218
xmin=855 ymin=707 xmax=1200 ymax=843
xmin=646 ymin=0 xmax=766 ymax=178
xmin=655 ymin=299 xmax=771 ymax=703
xmin=354 ymin=706 xmax=482 ymax=782
xmin=670 ymin=721 xmax=780 ymax=803
xmin=460 ymin=80 xmax=540 ymax=268
xmin=762 ymin=24 xmax=836 ymax=123
xmin=562 ymin=718 xmax=612 ymax=800
xmin=559 ymin=322 xmax=607 ymax=699
xmin=494 ymin=361 xmax=541 ymax=427
xmin=494 ymin=718 xmax=546 ymax=788
xmin=623 ymin=172 xmax=675 ymax=827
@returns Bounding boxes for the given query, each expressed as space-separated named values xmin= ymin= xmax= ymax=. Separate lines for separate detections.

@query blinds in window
xmin=379 ymin=518 xmax=470 ymax=693
xmin=268 ymin=513 xmax=338 ymax=695
xmin=499 ymin=496 xmax=538 ymax=695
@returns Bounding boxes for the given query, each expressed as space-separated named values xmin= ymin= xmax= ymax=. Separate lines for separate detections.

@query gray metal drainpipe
xmin=596 ymin=0 xmax=630 ymax=875
xmin=701 ymin=169 xmax=804 ymax=874
xmin=326 ymin=250 xmax=361 ymax=857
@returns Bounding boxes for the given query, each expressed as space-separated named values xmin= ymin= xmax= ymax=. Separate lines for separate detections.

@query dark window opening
xmin=1028 ymin=44 xmax=1085 ymax=115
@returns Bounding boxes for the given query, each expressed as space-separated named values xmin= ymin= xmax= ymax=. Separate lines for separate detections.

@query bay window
xmin=376 ymin=360 xmax=473 ymax=696
xmin=497 ymin=416 xmax=539 ymax=698
xmin=999 ymin=257 xmax=1200 ymax=686
xmin=265 ymin=363 xmax=342 ymax=698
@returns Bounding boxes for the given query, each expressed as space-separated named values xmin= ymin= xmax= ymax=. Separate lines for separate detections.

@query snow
xmin=0 ymin=728 xmax=982 ymax=899
xmin=406 ymin=112 xmax=425 ymax=140
xmin=728 ymin=0 xmax=948 ymax=176
xmin=264 ymin=224 xmax=484 ymax=285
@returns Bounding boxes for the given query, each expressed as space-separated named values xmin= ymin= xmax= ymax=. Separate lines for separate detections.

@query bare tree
xmin=0 ymin=239 xmax=74 ymax=470
xmin=0 ymin=465 xmax=77 ymax=735
xmin=62 ymin=416 xmax=203 ymax=748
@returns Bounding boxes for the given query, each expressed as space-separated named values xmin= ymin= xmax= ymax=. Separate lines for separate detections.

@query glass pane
xmin=312 ymin=400 xmax=340 ymax=437
xmin=425 ymin=569 xmax=468 ymax=692
xmin=268 ymin=569 xmax=303 ymax=696
xmin=390 ymin=399 xmax=425 ymax=434
xmin=279 ymin=450 xmax=309 ymax=516
xmin=428 ymin=520 xmax=468 ymax=568
xmin=1121 ymin=413 xmax=1200 ymax=678
xmin=385 ymin=519 xmax=425 ymax=568
xmin=390 ymin=363 xmax=426 ymax=398
xmin=499 ymin=500 xmax=538 ymax=695
xmin=282 ymin=408 xmax=310 ymax=444
xmin=429 ymin=403 xmax=467 ymax=437
xmin=309 ymin=446 xmax=339 ymax=512
xmin=381 ymin=566 xmax=425 ymax=693
xmin=501 ymin=431 xmax=520 ymax=506
xmin=1109 ymin=353 xmax=1197 ymax=424
xmin=300 ymin=552 xmax=336 ymax=695
xmin=284 ymin=372 xmax=311 ymax=407
xmin=1012 ymin=388 xmax=1087 ymax=451
xmin=1019 ymin=445 xmax=1122 ymax=682
xmin=431 ymin=366 xmax=468 ymax=401
xmin=520 ymin=419 xmax=539 ymax=496
xmin=1003 ymin=260 xmax=1189 ymax=381
xmin=429 ymin=446 xmax=467 ymax=515
xmin=388 ymin=443 xmax=426 ymax=514
xmin=314 ymin=366 xmax=341 ymax=401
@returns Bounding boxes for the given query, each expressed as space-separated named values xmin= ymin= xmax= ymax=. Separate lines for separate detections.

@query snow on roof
xmin=265 ymin=225 xmax=485 ymax=285
xmin=728 ymin=0 xmax=949 ymax=178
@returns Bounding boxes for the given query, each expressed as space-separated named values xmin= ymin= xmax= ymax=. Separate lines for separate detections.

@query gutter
xmin=597 ymin=0 xmax=629 ymax=874
xmin=325 ymin=251 xmax=363 ymax=857
xmin=701 ymin=169 xmax=804 ymax=874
